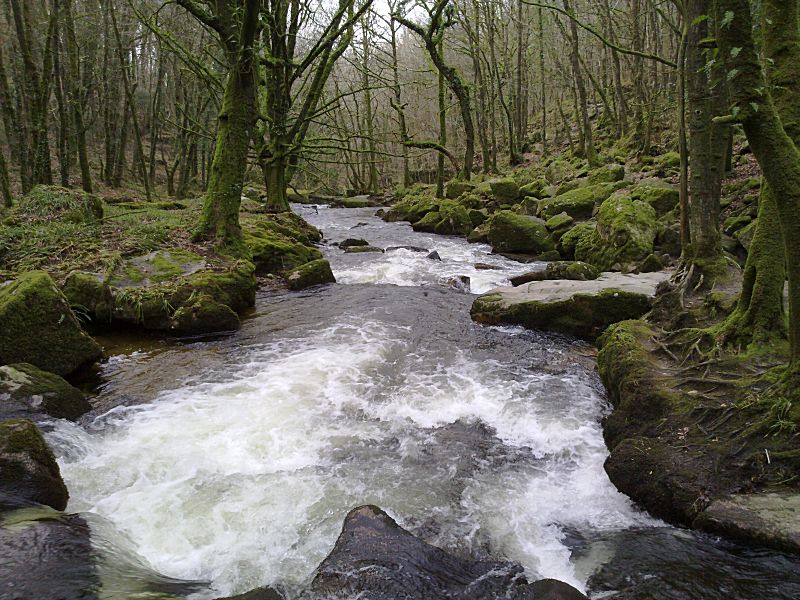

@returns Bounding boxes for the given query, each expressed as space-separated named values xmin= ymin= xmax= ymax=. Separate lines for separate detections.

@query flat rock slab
xmin=694 ymin=493 xmax=800 ymax=553
xmin=471 ymin=271 xmax=670 ymax=340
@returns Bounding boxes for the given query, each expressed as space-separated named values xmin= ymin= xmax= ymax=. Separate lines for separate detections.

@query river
xmin=46 ymin=205 xmax=800 ymax=599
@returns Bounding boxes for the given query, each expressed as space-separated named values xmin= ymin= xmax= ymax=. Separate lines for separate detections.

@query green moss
xmin=0 ymin=419 xmax=68 ymax=511
xmin=488 ymin=178 xmax=520 ymax=203
xmin=472 ymin=289 xmax=653 ymax=340
xmin=12 ymin=185 xmax=102 ymax=224
xmin=630 ymin=181 xmax=680 ymax=217
xmin=433 ymin=201 xmax=473 ymax=236
xmin=171 ymin=292 xmax=240 ymax=335
xmin=0 ymin=271 xmax=102 ymax=376
xmin=575 ymin=194 xmax=657 ymax=270
xmin=538 ymin=182 xmax=626 ymax=220
xmin=559 ymin=221 xmax=595 ymax=260
xmin=411 ymin=211 xmax=441 ymax=233
xmin=285 ymin=258 xmax=335 ymax=290
xmin=241 ymin=212 xmax=323 ymax=275
xmin=588 ymin=163 xmax=625 ymax=184
xmin=519 ymin=179 xmax=546 ymax=198
xmin=487 ymin=211 xmax=555 ymax=254
xmin=445 ymin=180 xmax=475 ymax=200
xmin=545 ymin=212 xmax=575 ymax=231
xmin=0 ymin=363 xmax=90 ymax=420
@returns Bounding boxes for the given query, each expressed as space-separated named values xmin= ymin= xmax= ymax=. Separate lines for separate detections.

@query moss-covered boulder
xmin=487 ymin=211 xmax=555 ymax=255
xmin=0 ymin=419 xmax=68 ymax=510
xmin=285 ymin=259 xmax=335 ymax=290
xmin=243 ymin=212 xmax=323 ymax=275
xmin=411 ymin=210 xmax=441 ymax=233
xmin=0 ymin=363 xmax=90 ymax=421
xmin=519 ymin=179 xmax=546 ymax=198
xmin=509 ymin=261 xmax=600 ymax=286
xmin=575 ymin=194 xmax=657 ymax=271
xmin=545 ymin=212 xmax=574 ymax=232
xmin=559 ymin=222 xmax=595 ymax=260
xmin=734 ymin=220 xmax=757 ymax=252
xmin=340 ymin=238 xmax=369 ymax=248
xmin=488 ymin=178 xmax=520 ymax=203
xmin=544 ymin=158 xmax=576 ymax=184
xmin=0 ymin=271 xmax=102 ymax=376
xmin=723 ymin=215 xmax=752 ymax=235
xmin=538 ymin=182 xmax=626 ymax=220
xmin=467 ymin=222 xmax=491 ymax=244
xmin=472 ymin=272 xmax=667 ymax=340
xmin=62 ymin=271 xmax=113 ymax=324
xmin=467 ymin=209 xmax=487 ymax=227
xmin=11 ymin=185 xmax=102 ymax=224
xmin=384 ymin=193 xmax=438 ymax=223
xmin=588 ymin=163 xmax=625 ymax=184
xmin=433 ymin=200 xmax=473 ymax=236
xmin=445 ymin=180 xmax=475 ymax=200
xmin=170 ymin=292 xmax=240 ymax=335
xmin=630 ymin=180 xmax=680 ymax=217
xmin=652 ymin=151 xmax=681 ymax=175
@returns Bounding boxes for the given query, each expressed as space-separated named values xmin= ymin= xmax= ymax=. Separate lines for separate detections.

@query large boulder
xmin=307 ymin=505 xmax=587 ymax=600
xmin=471 ymin=271 xmax=669 ymax=340
xmin=630 ymin=180 xmax=680 ymax=217
xmin=285 ymin=259 xmax=335 ymax=290
xmin=0 ymin=512 xmax=100 ymax=599
xmin=384 ymin=192 xmax=438 ymax=223
xmin=170 ymin=293 xmax=240 ymax=336
xmin=487 ymin=211 xmax=555 ymax=255
xmin=243 ymin=212 xmax=323 ymax=275
xmin=575 ymin=194 xmax=657 ymax=271
xmin=538 ymin=182 xmax=626 ymax=220
xmin=0 ymin=419 xmax=68 ymax=510
xmin=488 ymin=178 xmax=520 ymax=203
xmin=0 ymin=271 xmax=102 ymax=376
xmin=434 ymin=200 xmax=473 ymax=236
xmin=558 ymin=222 xmax=595 ymax=260
xmin=510 ymin=261 xmax=599 ymax=286
xmin=0 ymin=363 xmax=90 ymax=421
xmin=588 ymin=163 xmax=625 ymax=184
xmin=445 ymin=179 xmax=475 ymax=200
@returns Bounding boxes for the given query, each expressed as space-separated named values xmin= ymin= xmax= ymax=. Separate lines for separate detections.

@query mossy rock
xmin=62 ymin=271 xmax=113 ymax=324
xmin=630 ymin=181 xmax=680 ymax=217
xmin=170 ymin=292 xmax=240 ymax=335
xmin=554 ymin=179 xmax=583 ymax=196
xmin=519 ymin=180 xmax=546 ymax=198
xmin=433 ymin=200 xmax=473 ymax=236
xmin=639 ymin=253 xmax=665 ymax=273
xmin=176 ymin=263 xmax=256 ymax=314
xmin=285 ymin=259 xmax=336 ymax=290
xmin=545 ymin=212 xmax=574 ymax=232
xmin=575 ymin=194 xmax=657 ymax=271
xmin=0 ymin=419 xmax=68 ymax=510
xmin=734 ymin=220 xmax=757 ymax=252
xmin=245 ymin=230 xmax=323 ymax=275
xmin=339 ymin=197 xmax=374 ymax=208
xmin=11 ymin=185 xmax=102 ymax=224
xmin=467 ymin=222 xmax=491 ymax=244
xmin=588 ymin=163 xmax=625 ymax=184
xmin=471 ymin=287 xmax=654 ymax=341
xmin=340 ymin=238 xmax=369 ymax=248
xmin=655 ymin=217 xmax=682 ymax=257
xmin=538 ymin=182 xmax=626 ymax=220
xmin=559 ymin=222 xmax=595 ymax=260
xmin=384 ymin=192 xmax=438 ymax=223
xmin=0 ymin=363 xmax=90 ymax=421
xmin=515 ymin=197 xmax=540 ymax=216
xmin=109 ymin=248 xmax=206 ymax=287
xmin=468 ymin=209 xmax=487 ymax=227
xmin=723 ymin=215 xmax=752 ymax=235
xmin=0 ymin=271 xmax=102 ymax=376
xmin=544 ymin=158 xmax=576 ymax=184
xmin=487 ymin=211 xmax=555 ymax=254
xmin=455 ymin=192 xmax=483 ymax=210
xmin=488 ymin=178 xmax=520 ymax=203
xmin=344 ymin=246 xmax=384 ymax=253
xmin=509 ymin=261 xmax=599 ymax=286
xmin=652 ymin=151 xmax=681 ymax=174
xmin=445 ymin=180 xmax=475 ymax=200
xmin=411 ymin=210 xmax=441 ymax=233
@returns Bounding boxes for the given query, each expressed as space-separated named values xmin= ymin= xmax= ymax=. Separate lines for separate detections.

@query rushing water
xmin=43 ymin=206 xmax=800 ymax=599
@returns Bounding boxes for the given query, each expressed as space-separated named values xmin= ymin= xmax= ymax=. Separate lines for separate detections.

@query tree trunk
xmin=715 ymin=0 xmax=800 ymax=373
xmin=563 ymin=0 xmax=596 ymax=166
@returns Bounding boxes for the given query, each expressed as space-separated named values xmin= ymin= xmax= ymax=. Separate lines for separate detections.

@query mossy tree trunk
xmin=436 ymin=39 xmax=447 ymax=199
xmin=715 ymin=0 xmax=800 ymax=373
xmin=178 ymin=0 xmax=260 ymax=250
xmin=0 ymin=148 xmax=11 ymax=208
xmin=682 ymin=0 xmax=725 ymax=279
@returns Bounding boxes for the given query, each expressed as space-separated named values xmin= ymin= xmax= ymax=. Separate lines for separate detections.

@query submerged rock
xmin=386 ymin=245 xmax=428 ymax=253
xmin=0 ymin=419 xmax=68 ymax=510
xmin=0 ymin=271 xmax=102 ymax=376
xmin=471 ymin=271 xmax=669 ymax=340
xmin=307 ymin=505 xmax=587 ymax=600
xmin=426 ymin=250 xmax=442 ymax=261
xmin=0 ymin=511 xmax=99 ymax=599
xmin=694 ymin=493 xmax=800 ymax=553
xmin=340 ymin=238 xmax=369 ymax=248
xmin=285 ymin=259 xmax=336 ymax=290
xmin=344 ymin=245 xmax=384 ymax=254
xmin=0 ymin=363 xmax=90 ymax=421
